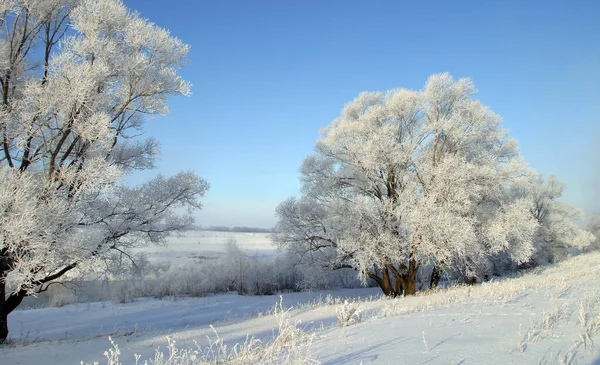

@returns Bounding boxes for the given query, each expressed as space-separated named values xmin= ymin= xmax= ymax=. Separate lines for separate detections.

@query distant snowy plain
xmin=133 ymin=231 xmax=278 ymax=266
xmin=2 ymin=233 xmax=600 ymax=364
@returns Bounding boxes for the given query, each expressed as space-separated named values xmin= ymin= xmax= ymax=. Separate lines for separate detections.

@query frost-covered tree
xmin=275 ymin=74 xmax=540 ymax=296
xmin=454 ymin=175 xmax=595 ymax=280
xmin=586 ymin=214 xmax=600 ymax=251
xmin=526 ymin=175 xmax=595 ymax=263
xmin=0 ymin=0 xmax=208 ymax=342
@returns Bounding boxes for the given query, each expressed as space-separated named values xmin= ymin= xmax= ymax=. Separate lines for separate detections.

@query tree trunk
xmin=393 ymin=270 xmax=403 ymax=297
xmin=0 ymin=310 xmax=7 ymax=345
xmin=1 ymin=256 xmax=26 ymax=344
xmin=0 ymin=255 xmax=76 ymax=343
xmin=0 ymin=282 xmax=26 ymax=344
xmin=465 ymin=276 xmax=477 ymax=285
xmin=0 ymin=252 xmax=10 ymax=343
xmin=367 ymin=268 xmax=396 ymax=297
xmin=388 ymin=259 xmax=418 ymax=296
xmin=403 ymin=257 xmax=418 ymax=296
xmin=388 ymin=265 xmax=404 ymax=297
xmin=403 ymin=277 xmax=417 ymax=295
xmin=0 ymin=279 xmax=7 ymax=344
xmin=380 ymin=267 xmax=394 ymax=296
xmin=429 ymin=264 xmax=442 ymax=290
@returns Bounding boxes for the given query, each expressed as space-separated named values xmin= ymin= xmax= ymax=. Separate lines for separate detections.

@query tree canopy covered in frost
xmin=275 ymin=74 xmax=594 ymax=297
xmin=585 ymin=214 xmax=600 ymax=252
xmin=528 ymin=175 xmax=595 ymax=262
xmin=0 ymin=0 xmax=207 ymax=341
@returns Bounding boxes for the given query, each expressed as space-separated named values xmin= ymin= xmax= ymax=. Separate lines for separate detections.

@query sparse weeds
xmin=513 ymin=254 xmax=600 ymax=363
xmin=516 ymin=324 xmax=528 ymax=354
xmin=559 ymin=342 xmax=580 ymax=365
xmin=516 ymin=304 xmax=571 ymax=354
xmin=83 ymin=297 xmax=318 ymax=365
xmin=575 ymin=298 xmax=600 ymax=352
xmin=534 ymin=305 xmax=571 ymax=342
xmin=294 ymin=292 xmax=380 ymax=313
xmin=421 ymin=331 xmax=430 ymax=353
xmin=554 ymin=279 xmax=570 ymax=299
xmin=335 ymin=300 xmax=362 ymax=327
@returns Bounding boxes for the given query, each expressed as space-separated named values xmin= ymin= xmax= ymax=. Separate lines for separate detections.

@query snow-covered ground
xmin=134 ymin=231 xmax=276 ymax=267
xmin=3 ymin=252 xmax=600 ymax=364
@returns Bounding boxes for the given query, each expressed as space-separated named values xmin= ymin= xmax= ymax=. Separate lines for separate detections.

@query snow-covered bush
xmin=336 ymin=300 xmax=362 ymax=327
xmin=47 ymin=288 xmax=76 ymax=308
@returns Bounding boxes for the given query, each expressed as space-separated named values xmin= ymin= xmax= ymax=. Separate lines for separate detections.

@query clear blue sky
xmin=123 ymin=0 xmax=600 ymax=228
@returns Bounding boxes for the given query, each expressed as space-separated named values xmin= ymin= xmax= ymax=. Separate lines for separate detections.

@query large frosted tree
xmin=0 ymin=0 xmax=208 ymax=342
xmin=275 ymin=74 xmax=544 ymax=296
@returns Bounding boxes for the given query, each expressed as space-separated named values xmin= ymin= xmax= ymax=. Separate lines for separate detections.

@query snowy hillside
xmin=1 ymin=252 xmax=599 ymax=364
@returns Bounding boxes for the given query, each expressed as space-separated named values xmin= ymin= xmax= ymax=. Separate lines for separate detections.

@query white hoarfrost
xmin=586 ymin=214 xmax=600 ymax=251
xmin=528 ymin=175 xmax=596 ymax=261
xmin=0 ymin=0 xmax=207 ymax=341
xmin=275 ymin=74 xmax=593 ymax=297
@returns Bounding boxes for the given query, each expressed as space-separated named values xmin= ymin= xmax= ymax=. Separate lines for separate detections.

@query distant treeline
xmin=196 ymin=225 xmax=274 ymax=233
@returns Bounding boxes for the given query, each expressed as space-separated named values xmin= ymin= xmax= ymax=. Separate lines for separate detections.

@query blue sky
xmin=123 ymin=0 xmax=600 ymax=228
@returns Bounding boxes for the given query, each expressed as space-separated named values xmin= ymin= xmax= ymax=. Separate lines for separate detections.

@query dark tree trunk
xmin=0 ymin=311 xmax=7 ymax=344
xmin=0 ymin=272 xmax=25 ymax=344
xmin=0 ymin=254 xmax=77 ymax=344
xmin=0 ymin=251 xmax=10 ymax=343
xmin=388 ymin=265 xmax=403 ymax=295
xmin=392 ymin=268 xmax=403 ymax=297
xmin=403 ymin=274 xmax=417 ymax=295
xmin=388 ymin=258 xmax=418 ymax=296
xmin=404 ymin=257 xmax=418 ymax=295
xmin=368 ymin=259 xmax=420 ymax=297
xmin=429 ymin=264 xmax=442 ymax=290
xmin=0 ymin=281 xmax=26 ymax=344
xmin=397 ymin=258 xmax=418 ymax=296
xmin=0 ymin=279 xmax=8 ymax=344
xmin=465 ymin=276 xmax=477 ymax=285
xmin=367 ymin=268 xmax=397 ymax=297
xmin=380 ymin=267 xmax=394 ymax=296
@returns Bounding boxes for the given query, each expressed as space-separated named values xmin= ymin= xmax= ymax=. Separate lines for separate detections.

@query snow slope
xmin=2 ymin=253 xmax=600 ymax=365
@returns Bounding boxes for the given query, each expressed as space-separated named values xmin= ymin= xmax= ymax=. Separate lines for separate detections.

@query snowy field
xmin=2 ymin=252 xmax=600 ymax=364
xmin=134 ymin=231 xmax=277 ymax=266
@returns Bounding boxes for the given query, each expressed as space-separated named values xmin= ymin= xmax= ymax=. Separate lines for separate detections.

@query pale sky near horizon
xmin=123 ymin=0 xmax=600 ymax=229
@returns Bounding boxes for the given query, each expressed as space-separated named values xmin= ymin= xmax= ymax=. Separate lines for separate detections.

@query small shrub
xmin=336 ymin=300 xmax=361 ymax=327
xmin=48 ymin=288 xmax=76 ymax=308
